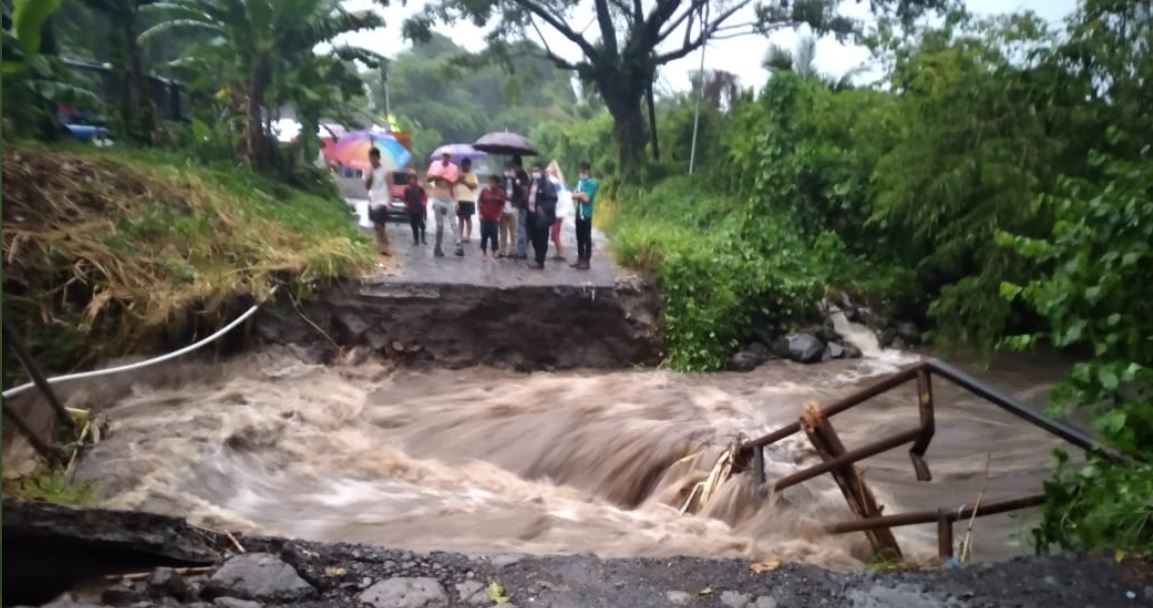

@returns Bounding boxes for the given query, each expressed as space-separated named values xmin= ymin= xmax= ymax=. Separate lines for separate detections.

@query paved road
xmin=349 ymin=198 xmax=620 ymax=288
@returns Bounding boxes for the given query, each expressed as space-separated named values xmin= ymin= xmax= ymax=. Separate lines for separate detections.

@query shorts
xmin=368 ymin=202 xmax=389 ymax=225
xmin=456 ymin=202 xmax=475 ymax=219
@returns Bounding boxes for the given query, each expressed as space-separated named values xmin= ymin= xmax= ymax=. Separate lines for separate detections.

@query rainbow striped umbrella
xmin=327 ymin=131 xmax=411 ymax=171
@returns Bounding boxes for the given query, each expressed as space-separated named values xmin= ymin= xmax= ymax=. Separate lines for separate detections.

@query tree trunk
xmin=646 ymin=83 xmax=660 ymax=162
xmin=600 ymin=79 xmax=647 ymax=176
xmin=107 ymin=0 xmax=154 ymax=145
xmin=245 ymin=56 xmax=271 ymax=171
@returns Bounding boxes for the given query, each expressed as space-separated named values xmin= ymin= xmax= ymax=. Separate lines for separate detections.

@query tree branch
xmin=528 ymin=15 xmax=580 ymax=70
xmin=654 ymin=0 xmax=756 ymax=65
xmin=514 ymin=0 xmax=598 ymax=59
xmin=656 ymin=0 xmax=708 ymax=45
xmin=594 ymin=0 xmax=619 ymax=55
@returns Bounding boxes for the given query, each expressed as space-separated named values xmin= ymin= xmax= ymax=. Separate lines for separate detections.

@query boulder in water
xmin=842 ymin=344 xmax=863 ymax=359
xmin=896 ymin=321 xmax=922 ymax=345
xmin=827 ymin=342 xmax=846 ymax=359
xmin=730 ymin=350 xmax=764 ymax=372
xmin=745 ymin=341 xmax=772 ymax=360
xmin=774 ymin=332 xmax=825 ymax=364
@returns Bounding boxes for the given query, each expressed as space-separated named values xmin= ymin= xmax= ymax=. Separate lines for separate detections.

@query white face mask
xmin=531 ymin=172 xmax=542 ymax=180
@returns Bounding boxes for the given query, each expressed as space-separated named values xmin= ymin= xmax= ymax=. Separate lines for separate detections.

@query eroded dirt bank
xmin=6 ymin=500 xmax=1149 ymax=608
xmin=254 ymin=274 xmax=662 ymax=370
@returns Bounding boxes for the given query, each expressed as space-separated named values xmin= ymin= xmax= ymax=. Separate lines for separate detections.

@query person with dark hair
xmin=426 ymin=151 xmax=462 ymax=257
xmin=511 ymin=156 xmax=531 ymax=259
xmin=498 ymin=161 xmax=520 ymax=258
xmin=402 ymin=167 xmax=427 ymax=245
xmin=363 ymin=147 xmax=390 ymax=256
xmin=477 ymin=174 xmax=505 ymax=258
xmin=455 ymin=157 xmax=479 ymax=243
xmin=571 ymin=161 xmax=599 ymax=270
xmin=525 ymin=160 xmax=557 ymax=269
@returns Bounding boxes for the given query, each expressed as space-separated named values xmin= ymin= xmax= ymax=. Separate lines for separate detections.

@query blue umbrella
xmin=429 ymin=143 xmax=487 ymax=164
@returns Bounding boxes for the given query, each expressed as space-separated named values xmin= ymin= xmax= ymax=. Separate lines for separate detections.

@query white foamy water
xmin=66 ymin=346 xmax=1067 ymax=568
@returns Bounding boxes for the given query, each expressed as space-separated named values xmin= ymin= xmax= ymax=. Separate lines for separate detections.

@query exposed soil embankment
xmin=5 ymin=500 xmax=1149 ymax=608
xmin=256 ymin=274 xmax=663 ymax=370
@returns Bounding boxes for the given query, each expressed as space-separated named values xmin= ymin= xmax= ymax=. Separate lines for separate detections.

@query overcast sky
xmin=335 ymin=0 xmax=1076 ymax=94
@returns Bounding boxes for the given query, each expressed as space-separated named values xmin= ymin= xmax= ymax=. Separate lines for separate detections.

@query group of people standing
xmin=366 ymin=148 xmax=599 ymax=271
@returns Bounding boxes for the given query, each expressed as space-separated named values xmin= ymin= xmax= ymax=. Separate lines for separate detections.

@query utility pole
xmin=688 ymin=3 xmax=709 ymax=175
xmin=380 ymin=61 xmax=392 ymax=128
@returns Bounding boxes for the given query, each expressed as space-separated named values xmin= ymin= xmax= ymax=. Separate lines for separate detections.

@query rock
xmin=454 ymin=581 xmax=487 ymax=606
xmin=754 ymin=596 xmax=778 ymax=608
xmin=366 ymin=329 xmax=389 ymax=351
xmin=745 ymin=341 xmax=771 ymax=359
xmin=303 ymin=343 xmax=336 ymax=365
xmin=359 ymin=577 xmax=449 ymax=608
xmin=335 ymin=311 xmax=370 ymax=340
xmin=213 ymin=598 xmax=261 ymax=608
xmin=148 ymin=567 xmax=190 ymax=599
xmin=490 ymin=554 xmax=523 ymax=568
xmin=842 ymin=344 xmax=863 ymax=359
xmin=776 ymin=332 xmax=825 ymax=364
xmin=205 ymin=553 xmax=314 ymax=602
xmin=730 ymin=350 xmax=764 ymax=372
xmin=666 ymin=590 xmax=693 ymax=606
xmin=721 ymin=590 xmax=752 ymax=607
xmin=102 ymin=583 xmax=145 ymax=605
xmin=827 ymin=342 xmax=845 ymax=359
xmin=896 ymin=321 xmax=921 ymax=344
xmin=890 ymin=337 xmax=908 ymax=350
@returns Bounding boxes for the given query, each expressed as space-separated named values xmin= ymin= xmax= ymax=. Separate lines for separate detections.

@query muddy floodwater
xmin=68 ymin=341 xmax=1073 ymax=570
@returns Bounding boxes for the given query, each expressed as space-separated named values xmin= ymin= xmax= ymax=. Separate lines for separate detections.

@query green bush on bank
xmin=607 ymin=177 xmax=904 ymax=372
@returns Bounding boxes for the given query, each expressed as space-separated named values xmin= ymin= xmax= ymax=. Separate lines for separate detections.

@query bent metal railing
xmin=736 ymin=358 xmax=1127 ymax=561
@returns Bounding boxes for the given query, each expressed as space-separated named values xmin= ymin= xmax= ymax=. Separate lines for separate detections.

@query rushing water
xmin=71 ymin=336 xmax=1070 ymax=569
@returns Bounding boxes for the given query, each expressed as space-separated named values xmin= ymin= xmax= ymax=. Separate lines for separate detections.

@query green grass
xmin=2 ymin=141 xmax=374 ymax=374
xmin=3 ymin=468 xmax=97 ymax=505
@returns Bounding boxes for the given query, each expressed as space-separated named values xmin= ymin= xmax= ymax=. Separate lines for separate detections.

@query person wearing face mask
xmin=571 ymin=161 xmax=598 ymax=270
xmin=498 ymin=162 xmax=520 ymax=258
xmin=525 ymin=160 xmax=558 ymax=269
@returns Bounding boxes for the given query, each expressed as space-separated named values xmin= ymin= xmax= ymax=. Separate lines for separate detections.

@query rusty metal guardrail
xmin=737 ymin=358 xmax=1126 ymax=561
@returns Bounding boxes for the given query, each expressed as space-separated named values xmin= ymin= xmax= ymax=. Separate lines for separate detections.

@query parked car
xmin=382 ymin=170 xmax=414 ymax=223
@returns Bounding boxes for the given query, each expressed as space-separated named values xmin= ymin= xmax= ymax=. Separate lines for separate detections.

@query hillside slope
xmin=2 ymin=144 xmax=373 ymax=375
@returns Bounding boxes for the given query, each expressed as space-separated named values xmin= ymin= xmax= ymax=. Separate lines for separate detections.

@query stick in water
xmin=959 ymin=453 xmax=993 ymax=563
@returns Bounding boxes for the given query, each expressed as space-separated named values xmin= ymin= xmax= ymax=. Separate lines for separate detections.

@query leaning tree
xmin=407 ymin=0 xmax=943 ymax=174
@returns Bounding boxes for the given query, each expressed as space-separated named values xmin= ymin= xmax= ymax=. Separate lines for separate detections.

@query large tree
xmin=409 ymin=0 xmax=942 ymax=173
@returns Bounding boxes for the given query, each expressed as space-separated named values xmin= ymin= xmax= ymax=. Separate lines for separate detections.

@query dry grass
xmin=2 ymin=144 xmax=374 ymax=372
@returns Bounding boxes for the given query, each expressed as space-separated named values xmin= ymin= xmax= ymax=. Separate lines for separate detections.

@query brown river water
xmin=71 ymin=339 xmax=1071 ymax=570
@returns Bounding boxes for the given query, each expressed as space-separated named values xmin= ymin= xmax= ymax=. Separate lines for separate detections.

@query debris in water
xmin=324 ymin=565 xmax=346 ymax=577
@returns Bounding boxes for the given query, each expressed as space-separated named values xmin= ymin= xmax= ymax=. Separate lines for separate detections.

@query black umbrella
xmin=473 ymin=131 xmax=539 ymax=156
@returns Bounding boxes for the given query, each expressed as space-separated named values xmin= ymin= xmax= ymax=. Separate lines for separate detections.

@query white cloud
xmin=336 ymin=0 xmax=1075 ymax=93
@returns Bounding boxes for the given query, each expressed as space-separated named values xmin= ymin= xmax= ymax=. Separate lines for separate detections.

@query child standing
xmin=402 ymin=167 xmax=427 ymax=245
xmin=477 ymin=175 xmax=506 ymax=258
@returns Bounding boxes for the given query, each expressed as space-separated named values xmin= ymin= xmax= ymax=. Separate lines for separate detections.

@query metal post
xmin=937 ymin=509 xmax=954 ymax=559
xmin=752 ymin=445 xmax=765 ymax=502
xmin=2 ymin=319 xmax=75 ymax=431
xmin=687 ymin=3 xmax=709 ymax=175
xmin=381 ymin=63 xmax=392 ymax=124
xmin=800 ymin=403 xmax=902 ymax=560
